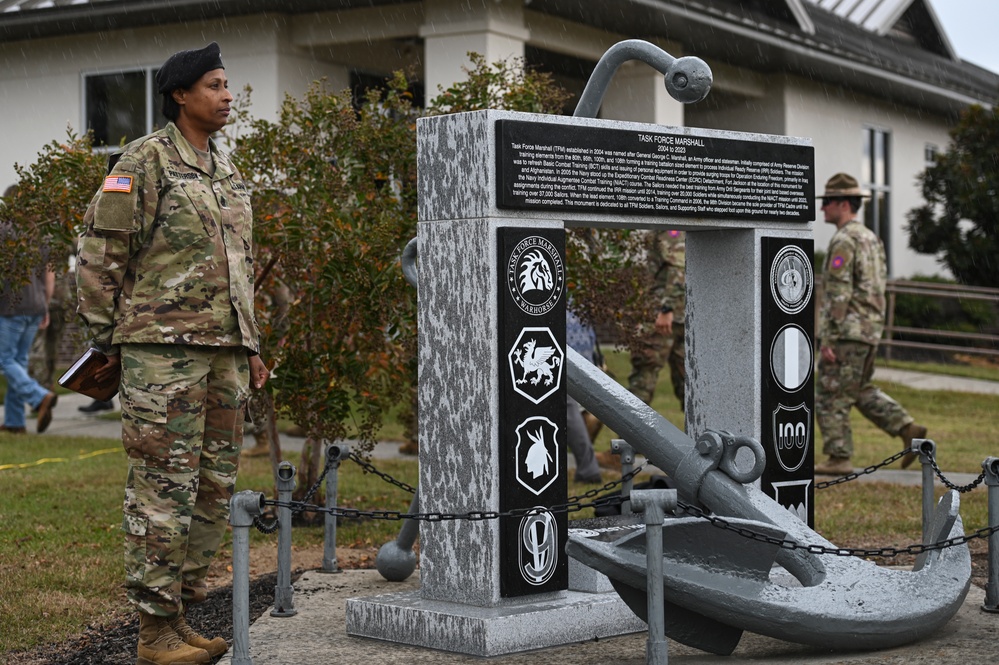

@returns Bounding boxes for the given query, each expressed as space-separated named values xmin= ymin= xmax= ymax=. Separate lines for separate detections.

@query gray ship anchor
xmin=564 ymin=346 xmax=970 ymax=655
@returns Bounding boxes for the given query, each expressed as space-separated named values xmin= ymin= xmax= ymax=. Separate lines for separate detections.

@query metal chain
xmin=567 ymin=463 xmax=647 ymax=502
xmin=676 ymin=500 xmax=999 ymax=558
xmin=260 ymin=492 xmax=998 ymax=558
xmin=348 ymin=451 xmax=417 ymax=494
xmin=928 ymin=454 xmax=986 ymax=493
xmin=262 ymin=492 xmax=627 ymax=522
xmin=816 ymin=446 xmax=987 ymax=494
xmin=815 ymin=449 xmax=909 ymax=489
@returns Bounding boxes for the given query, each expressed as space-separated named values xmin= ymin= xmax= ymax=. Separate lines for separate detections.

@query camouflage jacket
xmin=647 ymin=229 xmax=686 ymax=321
xmin=819 ymin=219 xmax=886 ymax=345
xmin=76 ymin=122 xmax=259 ymax=353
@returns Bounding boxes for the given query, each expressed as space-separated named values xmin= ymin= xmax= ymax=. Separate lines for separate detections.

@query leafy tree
xmin=1 ymin=130 xmax=105 ymax=290
xmin=907 ymin=105 xmax=999 ymax=287
xmin=5 ymin=55 xmax=650 ymax=473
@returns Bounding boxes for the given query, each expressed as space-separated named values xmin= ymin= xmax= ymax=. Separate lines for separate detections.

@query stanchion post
xmin=230 ymin=491 xmax=265 ymax=665
xmin=271 ymin=462 xmax=298 ymax=617
xmin=631 ymin=488 xmax=678 ymax=665
xmin=916 ymin=439 xmax=936 ymax=543
xmin=612 ymin=439 xmax=636 ymax=516
xmin=983 ymin=457 xmax=999 ymax=613
xmin=321 ymin=443 xmax=350 ymax=574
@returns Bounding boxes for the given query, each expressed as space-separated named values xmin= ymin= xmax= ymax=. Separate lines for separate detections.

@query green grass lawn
xmin=1 ymin=350 xmax=997 ymax=656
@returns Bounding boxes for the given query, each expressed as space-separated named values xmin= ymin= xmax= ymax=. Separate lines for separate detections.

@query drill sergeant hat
xmin=818 ymin=172 xmax=870 ymax=199
xmin=156 ymin=42 xmax=225 ymax=93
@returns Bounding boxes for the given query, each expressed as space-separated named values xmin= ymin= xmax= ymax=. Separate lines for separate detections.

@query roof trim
xmin=785 ymin=0 xmax=816 ymax=35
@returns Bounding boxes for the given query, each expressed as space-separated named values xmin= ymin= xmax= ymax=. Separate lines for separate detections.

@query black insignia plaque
xmin=498 ymin=227 xmax=568 ymax=597
xmin=761 ymin=237 xmax=815 ymax=527
xmin=496 ymin=120 xmax=815 ymax=221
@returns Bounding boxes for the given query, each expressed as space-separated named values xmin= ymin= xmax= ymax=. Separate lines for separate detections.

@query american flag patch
xmin=103 ymin=175 xmax=133 ymax=193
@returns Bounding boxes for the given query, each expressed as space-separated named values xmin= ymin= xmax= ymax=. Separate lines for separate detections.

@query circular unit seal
xmin=770 ymin=245 xmax=813 ymax=315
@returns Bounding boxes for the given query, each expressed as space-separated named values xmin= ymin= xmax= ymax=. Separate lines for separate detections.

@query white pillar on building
xmin=420 ymin=0 xmax=530 ymax=97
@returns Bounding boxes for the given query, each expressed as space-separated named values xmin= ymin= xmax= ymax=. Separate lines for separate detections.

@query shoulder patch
xmin=103 ymin=175 xmax=134 ymax=193
xmin=830 ymin=255 xmax=845 ymax=270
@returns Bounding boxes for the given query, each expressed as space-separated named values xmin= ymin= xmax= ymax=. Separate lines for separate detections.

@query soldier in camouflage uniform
xmin=627 ymin=229 xmax=686 ymax=410
xmin=76 ymin=43 xmax=269 ymax=665
xmin=814 ymin=173 xmax=925 ymax=476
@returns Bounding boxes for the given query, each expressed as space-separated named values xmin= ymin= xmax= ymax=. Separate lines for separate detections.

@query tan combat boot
xmin=137 ymin=613 xmax=210 ymax=664
xmin=899 ymin=423 xmax=928 ymax=469
xmin=170 ymin=615 xmax=228 ymax=658
xmin=814 ymin=456 xmax=853 ymax=476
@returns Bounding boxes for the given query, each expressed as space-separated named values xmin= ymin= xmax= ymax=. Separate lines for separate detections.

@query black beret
xmin=156 ymin=42 xmax=225 ymax=94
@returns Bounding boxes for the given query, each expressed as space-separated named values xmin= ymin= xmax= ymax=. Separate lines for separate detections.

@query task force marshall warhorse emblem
xmin=507 ymin=235 xmax=564 ymax=316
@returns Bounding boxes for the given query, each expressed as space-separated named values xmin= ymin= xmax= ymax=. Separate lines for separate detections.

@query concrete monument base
xmin=345 ymin=588 xmax=646 ymax=657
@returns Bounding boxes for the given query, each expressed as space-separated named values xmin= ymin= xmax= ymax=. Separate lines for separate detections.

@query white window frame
xmin=80 ymin=65 xmax=159 ymax=152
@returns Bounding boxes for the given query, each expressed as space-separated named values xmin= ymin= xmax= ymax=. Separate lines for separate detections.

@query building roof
xmin=1 ymin=0 xmax=995 ymax=115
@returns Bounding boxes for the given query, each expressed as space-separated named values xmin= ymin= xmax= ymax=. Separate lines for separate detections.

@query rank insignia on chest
xmin=103 ymin=175 xmax=134 ymax=193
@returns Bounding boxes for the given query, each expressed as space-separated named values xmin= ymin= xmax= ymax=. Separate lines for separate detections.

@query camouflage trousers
xmin=119 ymin=344 xmax=250 ymax=617
xmin=627 ymin=323 xmax=686 ymax=410
xmin=816 ymin=340 xmax=912 ymax=459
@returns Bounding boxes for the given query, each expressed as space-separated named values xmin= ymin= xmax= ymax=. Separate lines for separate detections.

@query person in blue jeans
xmin=1 ymin=186 xmax=58 ymax=434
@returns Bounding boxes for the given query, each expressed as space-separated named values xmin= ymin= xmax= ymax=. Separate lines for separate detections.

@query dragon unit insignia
xmin=507 ymin=235 xmax=564 ymax=316
xmin=770 ymin=245 xmax=813 ymax=315
xmin=519 ymin=508 xmax=558 ymax=585
xmin=515 ymin=416 xmax=560 ymax=495
xmin=772 ymin=403 xmax=812 ymax=473
xmin=508 ymin=327 xmax=564 ymax=404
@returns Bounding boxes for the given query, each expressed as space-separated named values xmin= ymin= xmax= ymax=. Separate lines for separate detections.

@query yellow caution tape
xmin=0 ymin=447 xmax=121 ymax=471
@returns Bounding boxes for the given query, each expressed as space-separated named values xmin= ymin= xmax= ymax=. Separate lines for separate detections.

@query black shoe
xmin=79 ymin=399 xmax=114 ymax=413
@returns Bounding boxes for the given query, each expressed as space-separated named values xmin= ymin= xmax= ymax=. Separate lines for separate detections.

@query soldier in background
xmin=76 ymin=43 xmax=268 ymax=665
xmin=814 ymin=173 xmax=926 ymax=476
xmin=627 ymin=228 xmax=686 ymax=409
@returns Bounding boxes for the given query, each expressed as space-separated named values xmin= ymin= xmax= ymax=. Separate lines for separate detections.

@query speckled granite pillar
xmin=345 ymin=110 xmax=645 ymax=655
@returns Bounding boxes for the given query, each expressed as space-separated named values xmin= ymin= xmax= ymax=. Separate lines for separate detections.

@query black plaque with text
xmin=760 ymin=237 xmax=815 ymax=528
xmin=497 ymin=227 xmax=568 ymax=597
xmin=496 ymin=120 xmax=814 ymax=221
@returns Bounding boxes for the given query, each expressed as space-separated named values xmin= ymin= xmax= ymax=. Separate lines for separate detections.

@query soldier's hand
xmin=96 ymin=353 xmax=121 ymax=382
xmin=249 ymin=355 xmax=269 ymax=389
xmin=820 ymin=345 xmax=837 ymax=364
xmin=655 ymin=310 xmax=674 ymax=336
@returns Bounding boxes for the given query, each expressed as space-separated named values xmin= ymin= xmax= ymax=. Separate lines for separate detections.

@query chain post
xmin=916 ymin=439 xmax=937 ymax=543
xmin=271 ymin=462 xmax=298 ymax=617
xmin=631 ymin=489 xmax=677 ymax=665
xmin=983 ymin=456 xmax=999 ymax=613
xmin=321 ymin=443 xmax=350 ymax=574
xmin=229 ymin=491 xmax=265 ymax=665
xmin=612 ymin=439 xmax=636 ymax=515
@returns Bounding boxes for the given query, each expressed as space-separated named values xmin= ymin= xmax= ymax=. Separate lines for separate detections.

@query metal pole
xmin=229 ymin=491 xmax=265 ymax=665
xmin=630 ymin=488 xmax=678 ymax=665
xmin=271 ymin=462 xmax=298 ymax=617
xmin=376 ymin=489 xmax=420 ymax=582
xmin=321 ymin=443 xmax=350 ymax=573
xmin=613 ymin=439 xmax=636 ymax=516
xmin=983 ymin=457 xmax=999 ymax=613
xmin=916 ymin=439 xmax=936 ymax=544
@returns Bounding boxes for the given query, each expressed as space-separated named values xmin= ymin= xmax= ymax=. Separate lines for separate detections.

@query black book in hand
xmin=58 ymin=348 xmax=120 ymax=401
